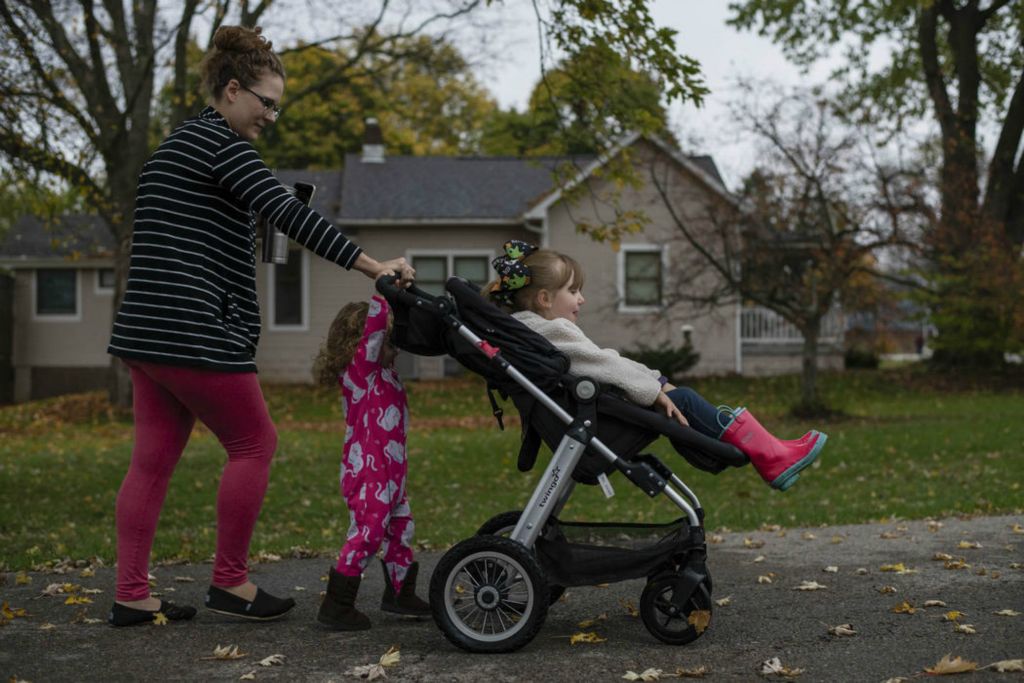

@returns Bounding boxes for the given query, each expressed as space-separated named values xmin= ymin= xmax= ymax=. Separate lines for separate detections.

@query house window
xmin=619 ymin=246 xmax=663 ymax=310
xmin=411 ymin=252 xmax=492 ymax=296
xmin=35 ymin=269 xmax=78 ymax=317
xmin=269 ymin=246 xmax=308 ymax=329
xmin=96 ymin=268 xmax=116 ymax=293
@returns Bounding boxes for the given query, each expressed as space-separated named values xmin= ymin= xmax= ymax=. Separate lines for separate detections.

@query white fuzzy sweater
xmin=513 ymin=310 xmax=662 ymax=406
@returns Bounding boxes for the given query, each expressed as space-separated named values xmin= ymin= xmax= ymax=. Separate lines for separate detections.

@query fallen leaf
xmin=983 ymin=659 xmax=1024 ymax=672
xmin=760 ymin=656 xmax=804 ymax=678
xmin=239 ymin=672 xmax=256 ymax=681
xmin=744 ymin=537 xmax=765 ymax=549
xmin=923 ymin=654 xmax=977 ymax=674
xmin=753 ymin=555 xmax=766 ymax=563
xmin=855 ymin=568 xmax=869 ymax=575
xmin=880 ymin=563 xmax=916 ymax=574
xmin=675 ymin=665 xmax=710 ymax=677
xmin=891 ymin=601 xmax=917 ymax=614
xmin=378 ymin=646 xmax=400 ymax=668
xmin=708 ymin=534 xmax=724 ymax=544
xmin=994 ymin=609 xmax=1020 ymax=616
xmin=258 ymin=654 xmax=285 ymax=667
xmin=943 ymin=610 xmax=965 ymax=621
xmin=578 ymin=613 xmax=608 ymax=629
xmin=802 ymin=532 xmax=816 ymax=540
xmin=173 ymin=576 xmax=195 ymax=583
xmin=15 ymin=572 xmax=31 ymax=586
xmin=882 ymin=678 xmax=909 ymax=683
xmin=880 ymin=531 xmax=901 ymax=539
xmin=345 ymin=646 xmax=399 ymax=679
xmin=2 ymin=603 xmax=29 ymax=620
xmin=623 ymin=668 xmax=663 ymax=681
xmin=957 ymin=540 xmax=981 ymax=549
xmin=80 ymin=568 xmax=95 ymax=578
xmin=793 ymin=581 xmax=826 ymax=591
xmin=64 ymin=596 xmax=92 ymax=605
xmin=944 ymin=559 xmax=970 ymax=570
xmin=619 ymin=598 xmax=639 ymax=618
xmin=1010 ymin=523 xmax=1024 ymax=535
xmin=952 ymin=623 xmax=976 ymax=634
xmin=877 ymin=585 xmax=898 ymax=594
xmin=203 ymin=645 xmax=246 ymax=660
xmin=828 ymin=623 xmax=856 ymax=636
xmin=927 ymin=521 xmax=944 ymax=532
xmin=688 ymin=610 xmax=711 ymax=634
xmin=831 ymin=535 xmax=844 ymax=544
xmin=569 ymin=631 xmax=607 ymax=645
xmin=39 ymin=623 xmax=56 ymax=631
xmin=823 ymin=566 xmax=839 ymax=573
xmin=714 ymin=595 xmax=732 ymax=607
xmin=923 ymin=600 xmax=947 ymax=607
xmin=932 ymin=552 xmax=954 ymax=561
xmin=757 ymin=575 xmax=773 ymax=584
xmin=152 ymin=612 xmax=169 ymax=626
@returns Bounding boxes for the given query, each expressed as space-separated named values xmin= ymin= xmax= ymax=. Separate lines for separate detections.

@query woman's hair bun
xmin=212 ymin=25 xmax=274 ymax=53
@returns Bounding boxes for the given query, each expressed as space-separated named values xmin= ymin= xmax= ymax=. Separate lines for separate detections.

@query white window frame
xmin=267 ymin=247 xmax=310 ymax=331
xmin=95 ymin=268 xmax=116 ymax=295
xmin=407 ymin=249 xmax=495 ymax=291
xmin=32 ymin=268 xmax=82 ymax=322
xmin=617 ymin=244 xmax=667 ymax=313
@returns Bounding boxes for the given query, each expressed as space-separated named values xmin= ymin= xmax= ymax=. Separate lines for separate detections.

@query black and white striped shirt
xmin=108 ymin=106 xmax=362 ymax=372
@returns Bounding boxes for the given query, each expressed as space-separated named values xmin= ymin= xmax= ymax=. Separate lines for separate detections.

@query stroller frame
xmin=377 ymin=276 xmax=742 ymax=653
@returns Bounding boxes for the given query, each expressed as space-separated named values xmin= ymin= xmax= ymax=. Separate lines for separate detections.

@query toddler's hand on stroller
xmin=654 ymin=392 xmax=689 ymax=427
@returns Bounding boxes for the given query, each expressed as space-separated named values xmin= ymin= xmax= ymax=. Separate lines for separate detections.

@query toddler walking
xmin=313 ymin=295 xmax=430 ymax=630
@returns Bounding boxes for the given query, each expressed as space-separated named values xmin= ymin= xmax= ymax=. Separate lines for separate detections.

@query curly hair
xmin=312 ymin=302 xmax=369 ymax=387
xmin=199 ymin=25 xmax=286 ymax=100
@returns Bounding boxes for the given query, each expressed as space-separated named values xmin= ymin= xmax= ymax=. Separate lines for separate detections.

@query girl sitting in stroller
xmin=484 ymin=240 xmax=827 ymax=491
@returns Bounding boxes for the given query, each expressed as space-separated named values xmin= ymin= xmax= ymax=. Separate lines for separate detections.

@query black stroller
xmin=376 ymin=276 xmax=748 ymax=653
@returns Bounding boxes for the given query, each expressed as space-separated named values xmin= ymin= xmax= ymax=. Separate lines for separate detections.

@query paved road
xmin=2 ymin=514 xmax=1022 ymax=682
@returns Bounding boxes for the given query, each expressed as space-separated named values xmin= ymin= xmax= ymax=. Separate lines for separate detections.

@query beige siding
xmin=12 ymin=267 xmax=114 ymax=368
xmin=545 ymin=140 xmax=739 ymax=377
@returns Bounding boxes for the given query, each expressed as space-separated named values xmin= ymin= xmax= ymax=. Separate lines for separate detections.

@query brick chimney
xmin=361 ymin=117 xmax=385 ymax=163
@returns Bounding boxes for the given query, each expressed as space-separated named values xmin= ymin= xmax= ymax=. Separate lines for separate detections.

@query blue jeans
xmin=664 ymin=386 xmax=729 ymax=439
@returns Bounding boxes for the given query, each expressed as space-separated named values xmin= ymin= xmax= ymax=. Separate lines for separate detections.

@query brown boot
xmin=380 ymin=560 xmax=431 ymax=616
xmin=317 ymin=567 xmax=371 ymax=631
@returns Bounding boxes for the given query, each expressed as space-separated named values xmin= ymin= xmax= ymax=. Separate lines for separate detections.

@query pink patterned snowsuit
xmin=335 ymin=295 xmax=415 ymax=592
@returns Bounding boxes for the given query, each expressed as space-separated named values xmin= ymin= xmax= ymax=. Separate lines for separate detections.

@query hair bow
xmin=488 ymin=240 xmax=538 ymax=307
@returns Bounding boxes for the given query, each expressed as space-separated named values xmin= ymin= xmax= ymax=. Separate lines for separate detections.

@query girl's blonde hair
xmin=312 ymin=302 xmax=368 ymax=387
xmin=483 ymin=248 xmax=585 ymax=313
xmin=200 ymin=26 xmax=286 ymax=100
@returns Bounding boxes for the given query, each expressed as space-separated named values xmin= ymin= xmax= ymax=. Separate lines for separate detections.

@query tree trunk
xmin=792 ymin=320 xmax=826 ymax=418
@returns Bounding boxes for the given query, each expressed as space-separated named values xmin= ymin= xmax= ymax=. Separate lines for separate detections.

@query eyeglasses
xmin=240 ymin=85 xmax=282 ymax=118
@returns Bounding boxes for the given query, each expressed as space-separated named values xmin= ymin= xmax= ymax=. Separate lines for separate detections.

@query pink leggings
xmin=115 ymin=361 xmax=277 ymax=601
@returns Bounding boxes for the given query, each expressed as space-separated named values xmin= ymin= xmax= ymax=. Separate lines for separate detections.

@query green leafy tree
xmin=727 ymin=0 xmax=1024 ymax=367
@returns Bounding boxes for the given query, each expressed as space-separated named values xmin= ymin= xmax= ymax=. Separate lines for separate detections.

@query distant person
xmin=484 ymin=240 xmax=827 ymax=491
xmin=312 ymin=295 xmax=430 ymax=631
xmin=106 ymin=25 xmax=414 ymax=627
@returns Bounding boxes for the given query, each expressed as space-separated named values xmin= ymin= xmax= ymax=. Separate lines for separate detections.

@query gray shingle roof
xmin=0 ymin=214 xmax=115 ymax=260
xmin=339 ymin=154 xmax=593 ymax=222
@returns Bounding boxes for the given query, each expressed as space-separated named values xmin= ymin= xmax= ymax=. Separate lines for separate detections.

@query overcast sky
xmin=472 ymin=2 xmax=838 ymax=187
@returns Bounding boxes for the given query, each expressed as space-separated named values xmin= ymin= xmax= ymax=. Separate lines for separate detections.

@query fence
xmin=740 ymin=305 xmax=844 ymax=343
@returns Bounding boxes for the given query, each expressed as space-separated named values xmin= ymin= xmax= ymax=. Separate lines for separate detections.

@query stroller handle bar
xmin=375 ymin=273 xmax=439 ymax=308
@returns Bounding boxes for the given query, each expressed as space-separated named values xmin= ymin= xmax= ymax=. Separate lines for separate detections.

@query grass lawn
xmin=1 ymin=367 xmax=1021 ymax=571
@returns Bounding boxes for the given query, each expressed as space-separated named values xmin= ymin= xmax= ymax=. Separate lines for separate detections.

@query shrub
xmin=622 ymin=341 xmax=700 ymax=380
xmin=844 ymin=347 xmax=879 ymax=369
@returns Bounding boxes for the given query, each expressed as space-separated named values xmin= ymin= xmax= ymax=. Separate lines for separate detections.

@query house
xmin=0 ymin=129 xmax=842 ymax=403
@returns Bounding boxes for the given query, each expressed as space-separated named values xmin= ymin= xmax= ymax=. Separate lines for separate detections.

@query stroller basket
xmin=536 ymin=518 xmax=694 ymax=588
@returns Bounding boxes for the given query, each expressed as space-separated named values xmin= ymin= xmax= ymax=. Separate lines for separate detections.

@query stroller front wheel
xmin=429 ymin=535 xmax=550 ymax=653
xmin=639 ymin=573 xmax=713 ymax=645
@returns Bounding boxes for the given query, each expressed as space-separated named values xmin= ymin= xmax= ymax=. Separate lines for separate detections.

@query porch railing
xmin=741 ymin=305 xmax=844 ymax=343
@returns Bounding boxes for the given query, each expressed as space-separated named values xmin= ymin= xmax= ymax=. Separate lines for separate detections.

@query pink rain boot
xmin=719 ymin=409 xmax=826 ymax=491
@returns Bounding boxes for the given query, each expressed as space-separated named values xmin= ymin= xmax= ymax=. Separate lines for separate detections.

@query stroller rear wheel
xmin=476 ymin=511 xmax=566 ymax=605
xmin=639 ymin=573 xmax=713 ymax=645
xmin=429 ymin=535 xmax=549 ymax=653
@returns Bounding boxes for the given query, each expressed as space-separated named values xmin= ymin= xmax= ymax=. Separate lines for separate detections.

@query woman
xmin=106 ymin=25 xmax=413 ymax=626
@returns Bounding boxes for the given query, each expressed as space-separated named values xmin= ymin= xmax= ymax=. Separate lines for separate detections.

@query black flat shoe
xmin=205 ymin=586 xmax=296 ymax=621
xmin=108 ymin=600 xmax=197 ymax=627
